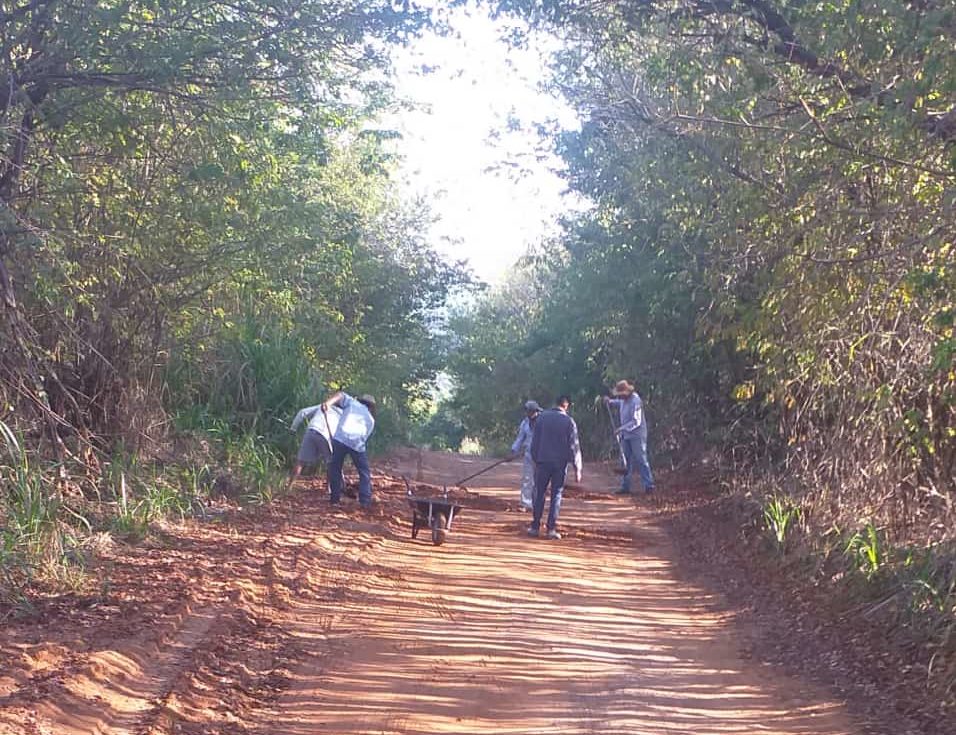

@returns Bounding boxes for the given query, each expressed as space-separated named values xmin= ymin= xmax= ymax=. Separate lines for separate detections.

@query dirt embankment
xmin=0 ymin=450 xmax=918 ymax=734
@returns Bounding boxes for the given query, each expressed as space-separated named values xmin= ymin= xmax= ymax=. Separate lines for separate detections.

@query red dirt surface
xmin=0 ymin=451 xmax=867 ymax=734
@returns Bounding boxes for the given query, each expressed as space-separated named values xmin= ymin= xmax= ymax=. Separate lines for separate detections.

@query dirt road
xmin=0 ymin=451 xmax=859 ymax=734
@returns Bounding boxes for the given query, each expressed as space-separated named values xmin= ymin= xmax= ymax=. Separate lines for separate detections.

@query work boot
xmin=547 ymin=529 xmax=561 ymax=540
xmin=526 ymin=526 xmax=539 ymax=538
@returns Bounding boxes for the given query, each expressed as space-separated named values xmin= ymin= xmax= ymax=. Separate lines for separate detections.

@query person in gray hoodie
xmin=528 ymin=395 xmax=582 ymax=540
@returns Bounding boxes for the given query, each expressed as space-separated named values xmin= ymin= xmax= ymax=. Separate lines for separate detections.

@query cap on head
xmin=524 ymin=400 xmax=542 ymax=413
xmin=613 ymin=380 xmax=634 ymax=396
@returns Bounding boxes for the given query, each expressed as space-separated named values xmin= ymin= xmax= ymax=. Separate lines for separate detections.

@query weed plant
xmin=763 ymin=495 xmax=802 ymax=550
xmin=845 ymin=523 xmax=885 ymax=579
xmin=736 ymin=468 xmax=955 ymax=702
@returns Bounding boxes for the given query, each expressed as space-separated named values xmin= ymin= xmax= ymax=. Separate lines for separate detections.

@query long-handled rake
xmin=604 ymin=400 xmax=628 ymax=476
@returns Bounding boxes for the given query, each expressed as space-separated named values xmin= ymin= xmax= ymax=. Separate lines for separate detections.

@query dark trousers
xmin=531 ymin=461 xmax=566 ymax=531
xmin=328 ymin=439 xmax=372 ymax=507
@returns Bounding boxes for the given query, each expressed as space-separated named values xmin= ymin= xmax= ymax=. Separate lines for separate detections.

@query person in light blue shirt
xmin=290 ymin=390 xmax=376 ymax=507
xmin=510 ymin=400 xmax=541 ymax=510
xmin=603 ymin=380 xmax=655 ymax=495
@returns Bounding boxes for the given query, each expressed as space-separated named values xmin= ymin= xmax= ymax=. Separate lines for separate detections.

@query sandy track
xmin=0 ymin=452 xmax=860 ymax=734
xmin=256 ymin=452 xmax=857 ymax=735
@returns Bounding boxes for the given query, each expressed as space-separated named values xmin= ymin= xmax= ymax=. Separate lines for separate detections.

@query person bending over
xmin=290 ymin=391 xmax=376 ymax=507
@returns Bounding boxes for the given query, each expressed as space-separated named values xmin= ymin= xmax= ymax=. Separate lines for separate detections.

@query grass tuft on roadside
xmin=0 ymin=413 xmax=297 ymax=611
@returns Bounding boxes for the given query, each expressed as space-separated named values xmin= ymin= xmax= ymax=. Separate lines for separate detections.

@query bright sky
xmin=385 ymin=5 xmax=582 ymax=284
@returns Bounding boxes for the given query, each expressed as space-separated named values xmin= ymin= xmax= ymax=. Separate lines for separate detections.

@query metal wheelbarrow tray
xmin=403 ymin=478 xmax=462 ymax=546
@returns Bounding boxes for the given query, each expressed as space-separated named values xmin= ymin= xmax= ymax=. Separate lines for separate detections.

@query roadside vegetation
xmin=0 ymin=1 xmax=467 ymax=608
xmin=441 ymin=0 xmax=955 ymax=705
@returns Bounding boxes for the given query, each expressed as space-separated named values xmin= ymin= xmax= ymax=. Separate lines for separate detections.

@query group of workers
xmin=509 ymin=380 xmax=654 ymax=540
xmin=287 ymin=380 xmax=654 ymax=539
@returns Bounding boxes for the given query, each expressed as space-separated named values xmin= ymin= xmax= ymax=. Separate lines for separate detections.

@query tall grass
xmin=1 ymin=420 xmax=227 ymax=605
xmin=168 ymin=309 xmax=320 ymax=438
xmin=101 ymin=445 xmax=217 ymax=539
xmin=0 ymin=421 xmax=85 ymax=604
xmin=224 ymin=433 xmax=284 ymax=505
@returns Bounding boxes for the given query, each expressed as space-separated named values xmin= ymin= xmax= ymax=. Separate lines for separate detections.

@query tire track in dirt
xmin=241 ymin=513 xmax=414 ymax=735
xmin=0 ymin=598 xmax=221 ymax=735
xmin=137 ymin=533 xmax=306 ymax=735
xmin=133 ymin=516 xmax=376 ymax=735
xmin=0 ymin=511 xmax=330 ymax=735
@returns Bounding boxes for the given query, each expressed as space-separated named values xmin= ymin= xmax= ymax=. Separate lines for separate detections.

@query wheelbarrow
xmin=403 ymin=477 xmax=462 ymax=546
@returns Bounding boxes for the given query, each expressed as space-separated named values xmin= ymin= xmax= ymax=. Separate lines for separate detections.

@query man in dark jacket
xmin=528 ymin=395 xmax=582 ymax=540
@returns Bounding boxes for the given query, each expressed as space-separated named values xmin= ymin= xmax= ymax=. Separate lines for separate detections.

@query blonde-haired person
xmin=603 ymin=380 xmax=655 ymax=495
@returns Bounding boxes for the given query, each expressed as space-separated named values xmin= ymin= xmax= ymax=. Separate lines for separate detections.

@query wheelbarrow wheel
xmin=430 ymin=514 xmax=447 ymax=546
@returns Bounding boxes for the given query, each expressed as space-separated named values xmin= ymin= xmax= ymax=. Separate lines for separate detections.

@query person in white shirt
xmin=510 ymin=400 xmax=542 ymax=511
xmin=289 ymin=391 xmax=376 ymax=507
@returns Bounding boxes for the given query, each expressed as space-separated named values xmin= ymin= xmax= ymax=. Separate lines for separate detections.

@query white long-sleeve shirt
xmin=291 ymin=393 xmax=375 ymax=453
